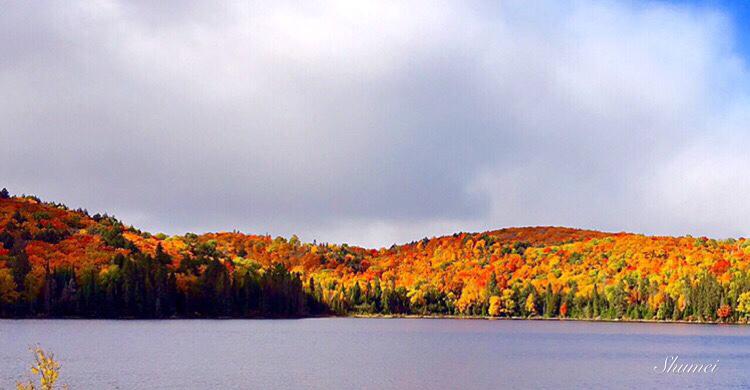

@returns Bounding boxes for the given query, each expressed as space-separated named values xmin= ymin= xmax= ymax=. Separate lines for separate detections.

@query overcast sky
xmin=2 ymin=1 xmax=750 ymax=247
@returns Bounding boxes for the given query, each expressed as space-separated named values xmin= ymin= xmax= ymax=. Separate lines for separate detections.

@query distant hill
xmin=0 ymin=188 xmax=748 ymax=322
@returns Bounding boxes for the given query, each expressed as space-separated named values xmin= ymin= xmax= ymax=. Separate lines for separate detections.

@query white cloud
xmin=1 ymin=0 xmax=749 ymax=246
xmin=640 ymin=130 xmax=750 ymax=238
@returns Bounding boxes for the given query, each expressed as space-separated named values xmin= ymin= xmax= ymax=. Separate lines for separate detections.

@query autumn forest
xmin=1 ymin=188 xmax=750 ymax=323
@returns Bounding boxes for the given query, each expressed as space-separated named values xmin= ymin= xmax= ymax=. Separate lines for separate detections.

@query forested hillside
xmin=1 ymin=188 xmax=750 ymax=323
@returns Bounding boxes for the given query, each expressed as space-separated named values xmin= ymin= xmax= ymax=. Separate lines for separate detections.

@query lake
xmin=1 ymin=318 xmax=749 ymax=389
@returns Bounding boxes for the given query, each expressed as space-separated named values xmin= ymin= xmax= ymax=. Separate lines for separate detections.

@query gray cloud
xmin=2 ymin=1 xmax=750 ymax=247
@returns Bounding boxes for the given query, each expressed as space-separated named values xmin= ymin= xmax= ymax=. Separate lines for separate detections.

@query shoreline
xmin=0 ymin=313 xmax=745 ymax=325
xmin=348 ymin=313 xmax=746 ymax=325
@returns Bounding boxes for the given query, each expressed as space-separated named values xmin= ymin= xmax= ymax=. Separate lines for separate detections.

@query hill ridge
xmin=0 ymin=189 xmax=748 ymax=323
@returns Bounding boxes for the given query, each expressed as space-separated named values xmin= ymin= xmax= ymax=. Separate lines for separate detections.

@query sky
xmin=2 ymin=0 xmax=750 ymax=248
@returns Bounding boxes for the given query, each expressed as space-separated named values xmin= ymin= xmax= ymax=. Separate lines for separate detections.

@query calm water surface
xmin=1 ymin=318 xmax=749 ymax=389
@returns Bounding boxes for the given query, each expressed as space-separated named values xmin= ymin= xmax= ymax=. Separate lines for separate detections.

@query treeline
xmin=0 ymin=243 xmax=326 ymax=318
xmin=2 ymin=245 xmax=749 ymax=322
xmin=316 ymin=271 xmax=750 ymax=323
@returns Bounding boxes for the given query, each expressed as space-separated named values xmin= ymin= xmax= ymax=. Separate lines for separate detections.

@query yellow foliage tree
xmin=488 ymin=296 xmax=501 ymax=316
xmin=16 ymin=347 xmax=65 ymax=390
xmin=737 ymin=292 xmax=750 ymax=320
xmin=525 ymin=293 xmax=537 ymax=316
xmin=0 ymin=268 xmax=19 ymax=305
xmin=456 ymin=283 xmax=483 ymax=314
xmin=499 ymin=289 xmax=516 ymax=316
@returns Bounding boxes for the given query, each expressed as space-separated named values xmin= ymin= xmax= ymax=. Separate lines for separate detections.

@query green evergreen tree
xmin=350 ymin=281 xmax=362 ymax=306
